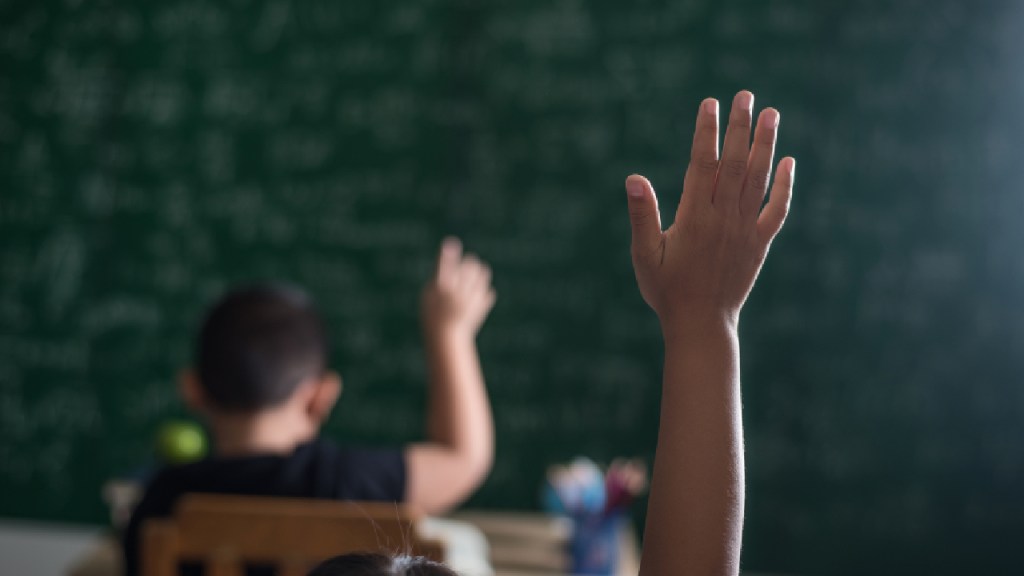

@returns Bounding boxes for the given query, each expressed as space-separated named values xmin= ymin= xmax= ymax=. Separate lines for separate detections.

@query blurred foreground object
xmin=541 ymin=457 xmax=647 ymax=574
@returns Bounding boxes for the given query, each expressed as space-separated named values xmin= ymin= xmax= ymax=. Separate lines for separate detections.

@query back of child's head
xmin=308 ymin=553 xmax=456 ymax=576
xmin=197 ymin=283 xmax=328 ymax=413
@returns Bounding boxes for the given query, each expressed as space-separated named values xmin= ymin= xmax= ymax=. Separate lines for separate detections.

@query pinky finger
xmin=757 ymin=157 xmax=795 ymax=243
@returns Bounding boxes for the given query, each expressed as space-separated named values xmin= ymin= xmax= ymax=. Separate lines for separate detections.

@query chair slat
xmin=142 ymin=520 xmax=180 ymax=576
xmin=279 ymin=558 xmax=309 ymax=576
xmin=207 ymin=550 xmax=243 ymax=576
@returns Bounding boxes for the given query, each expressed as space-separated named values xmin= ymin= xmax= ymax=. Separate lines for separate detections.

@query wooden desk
xmin=451 ymin=511 xmax=640 ymax=576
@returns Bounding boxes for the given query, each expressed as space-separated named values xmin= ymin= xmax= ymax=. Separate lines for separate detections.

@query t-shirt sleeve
xmin=335 ymin=447 xmax=407 ymax=502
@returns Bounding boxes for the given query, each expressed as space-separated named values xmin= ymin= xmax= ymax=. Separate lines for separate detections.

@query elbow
xmin=448 ymin=442 xmax=494 ymax=508
xmin=451 ymin=430 xmax=494 ymax=496
xmin=465 ymin=444 xmax=494 ymax=492
xmin=406 ymin=440 xmax=495 ymax=516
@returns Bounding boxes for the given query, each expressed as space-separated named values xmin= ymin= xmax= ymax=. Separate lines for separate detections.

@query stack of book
xmin=451 ymin=511 xmax=575 ymax=575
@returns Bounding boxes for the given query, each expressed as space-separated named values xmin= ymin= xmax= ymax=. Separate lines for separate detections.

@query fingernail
xmin=626 ymin=179 xmax=645 ymax=198
xmin=781 ymin=157 xmax=795 ymax=177
xmin=736 ymin=91 xmax=753 ymax=111
xmin=704 ymin=99 xmax=718 ymax=115
xmin=762 ymin=108 xmax=779 ymax=129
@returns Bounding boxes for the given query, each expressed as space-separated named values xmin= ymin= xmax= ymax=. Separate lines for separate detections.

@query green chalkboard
xmin=3 ymin=1 xmax=1024 ymax=574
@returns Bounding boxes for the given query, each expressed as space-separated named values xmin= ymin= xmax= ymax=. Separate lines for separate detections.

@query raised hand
xmin=625 ymin=90 xmax=794 ymax=331
xmin=421 ymin=237 xmax=497 ymax=338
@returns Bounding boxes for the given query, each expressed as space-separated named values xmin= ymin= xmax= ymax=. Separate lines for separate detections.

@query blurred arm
xmin=405 ymin=238 xmax=496 ymax=515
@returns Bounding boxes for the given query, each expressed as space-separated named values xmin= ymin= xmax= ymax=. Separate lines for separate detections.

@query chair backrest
xmin=142 ymin=494 xmax=446 ymax=576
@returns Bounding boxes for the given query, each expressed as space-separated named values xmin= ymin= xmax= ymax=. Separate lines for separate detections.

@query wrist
xmin=424 ymin=322 xmax=477 ymax=344
xmin=658 ymin=307 xmax=738 ymax=345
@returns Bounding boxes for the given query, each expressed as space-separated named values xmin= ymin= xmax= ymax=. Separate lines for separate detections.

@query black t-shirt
xmin=121 ymin=438 xmax=406 ymax=576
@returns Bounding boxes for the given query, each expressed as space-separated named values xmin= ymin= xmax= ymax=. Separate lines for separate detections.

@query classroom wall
xmin=3 ymin=1 xmax=1024 ymax=574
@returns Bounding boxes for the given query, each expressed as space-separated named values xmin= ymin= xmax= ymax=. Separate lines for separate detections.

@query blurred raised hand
xmin=421 ymin=237 xmax=497 ymax=338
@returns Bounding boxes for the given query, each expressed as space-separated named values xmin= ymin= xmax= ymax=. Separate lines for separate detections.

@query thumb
xmin=625 ymin=174 xmax=663 ymax=259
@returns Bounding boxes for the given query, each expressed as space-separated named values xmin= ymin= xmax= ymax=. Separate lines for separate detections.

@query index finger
xmin=679 ymin=98 xmax=720 ymax=217
xmin=436 ymin=236 xmax=462 ymax=286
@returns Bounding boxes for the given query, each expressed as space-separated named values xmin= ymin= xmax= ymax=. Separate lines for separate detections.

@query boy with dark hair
xmin=194 ymin=284 xmax=329 ymax=413
xmin=122 ymin=238 xmax=496 ymax=576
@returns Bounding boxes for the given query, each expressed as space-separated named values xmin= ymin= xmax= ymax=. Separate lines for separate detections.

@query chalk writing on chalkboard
xmin=3 ymin=2 xmax=1024 ymax=575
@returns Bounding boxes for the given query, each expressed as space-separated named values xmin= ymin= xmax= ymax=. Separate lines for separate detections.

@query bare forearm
xmin=640 ymin=319 xmax=744 ymax=576
xmin=425 ymin=328 xmax=494 ymax=474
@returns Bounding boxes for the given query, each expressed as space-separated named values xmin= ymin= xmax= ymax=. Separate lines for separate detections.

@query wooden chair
xmin=141 ymin=494 xmax=446 ymax=576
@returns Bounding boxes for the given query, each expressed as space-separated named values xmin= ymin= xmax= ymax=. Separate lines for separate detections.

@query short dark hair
xmin=308 ymin=553 xmax=456 ymax=576
xmin=196 ymin=284 xmax=328 ymax=412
